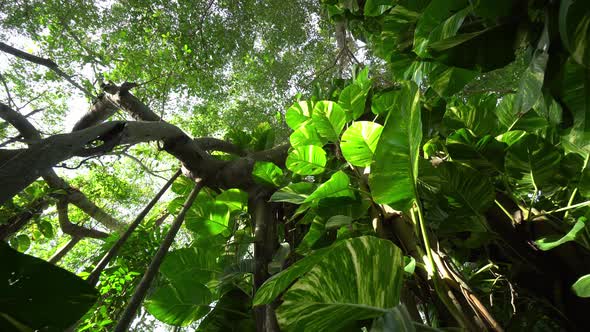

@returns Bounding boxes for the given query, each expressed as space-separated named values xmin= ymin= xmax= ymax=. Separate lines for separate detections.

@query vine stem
xmin=413 ymin=201 xmax=435 ymax=276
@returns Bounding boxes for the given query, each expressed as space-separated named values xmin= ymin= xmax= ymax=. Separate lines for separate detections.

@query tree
xmin=1 ymin=0 xmax=590 ymax=331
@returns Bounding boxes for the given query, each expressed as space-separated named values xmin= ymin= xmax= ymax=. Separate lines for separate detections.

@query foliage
xmin=2 ymin=0 xmax=590 ymax=331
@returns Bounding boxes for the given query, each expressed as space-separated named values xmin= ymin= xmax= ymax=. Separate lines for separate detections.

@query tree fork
xmin=87 ymin=169 xmax=181 ymax=286
xmin=114 ymin=180 xmax=203 ymax=332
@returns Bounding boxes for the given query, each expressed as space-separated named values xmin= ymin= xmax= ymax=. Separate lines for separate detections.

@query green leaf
xmin=311 ymin=101 xmax=348 ymax=142
xmin=559 ymin=0 xmax=590 ymax=67
xmin=252 ymin=161 xmax=283 ymax=187
xmin=560 ymin=59 xmax=590 ymax=156
xmin=325 ymin=215 xmax=353 ymax=230
xmin=339 ymin=83 xmax=370 ymax=120
xmin=161 ymin=247 xmax=219 ymax=284
xmin=513 ymin=27 xmax=549 ymax=116
xmin=413 ymin=1 xmax=469 ymax=57
xmin=364 ymin=0 xmax=394 ymax=17
xmin=505 ymin=135 xmax=562 ymax=194
xmin=186 ymin=200 xmax=230 ymax=236
xmin=38 ymin=220 xmax=54 ymax=238
xmin=216 ymin=189 xmax=248 ymax=212
xmin=269 ymin=182 xmax=317 ymax=204
xmin=145 ymin=276 xmax=212 ymax=326
xmin=340 ymin=121 xmax=383 ymax=167
xmin=276 ymin=236 xmax=405 ymax=331
xmin=289 ymin=122 xmax=324 ymax=147
xmin=285 ymin=101 xmax=312 ymax=130
xmin=197 ymin=289 xmax=255 ymax=331
xmin=15 ymin=234 xmax=30 ymax=252
xmin=172 ymin=176 xmax=196 ymax=195
xmin=446 ymin=129 xmax=507 ymax=174
xmin=0 ymin=242 xmax=98 ymax=331
xmin=304 ymin=171 xmax=354 ymax=204
xmin=371 ymin=90 xmax=400 ymax=115
xmin=535 ymin=217 xmax=588 ymax=251
xmin=370 ymin=305 xmax=416 ymax=332
xmin=572 ymin=274 xmax=590 ymax=298
xmin=370 ymin=81 xmax=422 ymax=210
xmin=253 ymin=244 xmax=342 ymax=305
xmin=286 ymin=145 xmax=327 ymax=175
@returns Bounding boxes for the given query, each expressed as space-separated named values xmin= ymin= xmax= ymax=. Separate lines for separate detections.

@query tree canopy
xmin=2 ymin=0 xmax=590 ymax=331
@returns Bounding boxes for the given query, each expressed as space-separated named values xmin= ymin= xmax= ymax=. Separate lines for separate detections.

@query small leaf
xmin=572 ymin=274 xmax=590 ymax=298
xmin=286 ymin=145 xmax=327 ymax=175
xmin=340 ymin=121 xmax=384 ymax=167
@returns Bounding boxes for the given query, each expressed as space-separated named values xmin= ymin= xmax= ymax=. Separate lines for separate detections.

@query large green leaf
xmin=370 ymin=81 xmax=422 ymax=210
xmin=304 ymin=171 xmax=354 ymax=204
xmin=505 ymin=134 xmax=562 ymax=195
xmin=0 ymin=242 xmax=98 ymax=331
xmin=370 ymin=305 xmax=416 ymax=332
xmin=145 ymin=275 xmax=212 ymax=326
xmin=197 ymin=289 xmax=255 ymax=331
xmin=215 ymin=189 xmax=248 ymax=212
xmin=186 ymin=199 xmax=231 ymax=236
xmin=364 ymin=0 xmax=394 ymax=17
xmin=286 ymin=145 xmax=327 ymax=175
xmin=276 ymin=236 xmax=405 ymax=331
xmin=161 ymin=247 xmax=219 ymax=284
xmin=253 ymin=244 xmax=343 ymax=305
xmin=339 ymin=83 xmax=370 ymax=120
xmin=289 ymin=122 xmax=324 ymax=147
xmin=561 ymin=59 xmax=590 ymax=156
xmin=572 ymin=274 xmax=590 ymax=298
xmin=420 ymin=162 xmax=494 ymax=233
xmin=413 ymin=0 xmax=469 ymax=57
xmin=446 ymin=128 xmax=506 ymax=174
xmin=269 ymin=182 xmax=317 ymax=204
xmin=311 ymin=101 xmax=348 ymax=142
xmin=559 ymin=0 xmax=590 ymax=67
xmin=285 ymin=101 xmax=312 ymax=130
xmin=340 ymin=121 xmax=384 ymax=167
xmin=535 ymin=217 xmax=588 ymax=251
xmin=252 ymin=161 xmax=283 ymax=187
xmin=513 ymin=27 xmax=549 ymax=116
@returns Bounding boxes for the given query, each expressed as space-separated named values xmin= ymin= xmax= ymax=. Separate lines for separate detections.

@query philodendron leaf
xmin=340 ymin=121 xmax=384 ymax=167
xmin=185 ymin=200 xmax=230 ymax=236
xmin=0 ymin=242 xmax=98 ymax=331
xmin=286 ymin=145 xmax=327 ymax=175
xmin=289 ymin=122 xmax=323 ymax=147
xmin=276 ymin=236 xmax=405 ymax=331
xmin=535 ymin=217 xmax=588 ymax=251
xmin=196 ymin=289 xmax=255 ymax=331
xmin=285 ymin=101 xmax=312 ymax=130
xmin=269 ymin=182 xmax=317 ymax=204
xmin=304 ymin=171 xmax=354 ymax=204
xmin=311 ymin=101 xmax=347 ymax=142
xmin=572 ymin=274 xmax=590 ymax=298
xmin=370 ymin=305 xmax=416 ymax=332
xmin=252 ymin=161 xmax=283 ymax=187
xmin=253 ymin=244 xmax=343 ymax=305
xmin=145 ymin=276 xmax=212 ymax=326
xmin=559 ymin=0 xmax=590 ymax=67
xmin=160 ymin=247 xmax=219 ymax=284
xmin=216 ymin=189 xmax=247 ymax=212
xmin=370 ymin=81 xmax=422 ymax=210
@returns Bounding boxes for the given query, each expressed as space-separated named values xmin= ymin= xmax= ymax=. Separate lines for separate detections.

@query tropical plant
xmin=1 ymin=0 xmax=590 ymax=331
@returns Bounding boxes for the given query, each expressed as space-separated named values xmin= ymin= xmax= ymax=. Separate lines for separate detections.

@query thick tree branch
xmin=0 ymin=102 xmax=123 ymax=230
xmin=48 ymin=236 xmax=82 ymax=264
xmin=0 ymin=41 xmax=93 ymax=98
xmin=56 ymin=199 xmax=109 ymax=239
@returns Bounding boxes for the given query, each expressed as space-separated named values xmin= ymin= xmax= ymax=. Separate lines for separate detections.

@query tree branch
xmin=114 ymin=180 xmax=204 ymax=332
xmin=56 ymin=198 xmax=109 ymax=239
xmin=0 ymin=41 xmax=93 ymax=98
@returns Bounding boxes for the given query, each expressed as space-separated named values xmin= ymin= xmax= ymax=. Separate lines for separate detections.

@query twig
xmin=0 ymin=72 xmax=15 ymax=108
